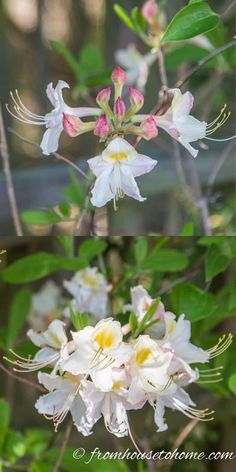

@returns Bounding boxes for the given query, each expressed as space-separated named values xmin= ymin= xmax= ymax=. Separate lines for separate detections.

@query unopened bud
xmin=142 ymin=0 xmax=158 ymax=23
xmin=111 ymin=66 xmax=127 ymax=85
xmin=141 ymin=117 xmax=158 ymax=140
xmin=114 ymin=97 xmax=126 ymax=118
xmin=129 ymin=87 xmax=144 ymax=110
xmin=96 ymin=87 xmax=111 ymax=106
xmin=94 ymin=114 xmax=112 ymax=138
xmin=112 ymin=67 xmax=127 ymax=101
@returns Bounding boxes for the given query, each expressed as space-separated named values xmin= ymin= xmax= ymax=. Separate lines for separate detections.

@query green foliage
xmin=21 ymin=210 xmax=62 ymax=225
xmin=7 ymin=288 xmax=32 ymax=347
xmin=114 ymin=4 xmax=147 ymax=42
xmin=205 ymin=244 xmax=230 ymax=281
xmin=171 ymin=283 xmax=216 ymax=322
xmin=64 ymin=169 xmax=85 ymax=207
xmin=51 ymin=42 xmax=111 ymax=96
xmin=2 ymin=252 xmax=85 ymax=283
xmin=135 ymin=237 xmax=148 ymax=265
xmin=78 ymin=238 xmax=107 ymax=264
xmin=228 ymin=374 xmax=236 ymax=394
xmin=161 ymin=2 xmax=219 ymax=43
xmin=142 ymin=248 xmax=188 ymax=272
xmin=0 ymin=399 xmax=10 ymax=452
xmin=69 ymin=305 xmax=91 ymax=331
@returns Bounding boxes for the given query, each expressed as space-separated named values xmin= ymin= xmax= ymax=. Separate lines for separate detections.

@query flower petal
xmin=90 ymin=167 xmax=114 ymax=207
xmin=40 ymin=124 xmax=63 ymax=155
xmin=124 ymin=153 xmax=157 ymax=177
xmin=120 ymin=167 xmax=146 ymax=202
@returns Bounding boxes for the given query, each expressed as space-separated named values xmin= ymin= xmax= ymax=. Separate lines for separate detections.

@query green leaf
xmin=0 ymin=399 xmax=10 ymax=452
xmin=31 ymin=462 xmax=53 ymax=472
xmin=161 ymin=2 xmax=219 ymax=43
xmin=51 ymin=41 xmax=80 ymax=80
xmin=7 ymin=288 xmax=32 ymax=347
xmin=69 ymin=306 xmax=91 ymax=331
xmin=229 ymin=277 xmax=236 ymax=310
xmin=64 ymin=169 xmax=84 ymax=207
xmin=131 ymin=7 xmax=146 ymax=36
xmin=4 ymin=431 xmax=26 ymax=464
xmin=113 ymin=4 xmax=135 ymax=31
xmin=21 ymin=210 xmax=61 ymax=225
xmin=228 ymin=373 xmax=236 ymax=394
xmin=2 ymin=253 xmax=86 ymax=284
xmin=172 ymin=283 xmax=216 ymax=322
xmin=129 ymin=312 xmax=138 ymax=334
xmin=180 ymin=222 xmax=194 ymax=236
xmin=135 ymin=237 xmax=148 ymax=265
xmin=142 ymin=249 xmax=188 ymax=272
xmin=79 ymin=44 xmax=104 ymax=79
xmin=79 ymin=239 xmax=107 ymax=263
xmin=205 ymin=244 xmax=229 ymax=282
xmin=25 ymin=428 xmax=52 ymax=459
xmin=166 ymin=44 xmax=211 ymax=71
xmin=198 ymin=236 xmax=229 ymax=246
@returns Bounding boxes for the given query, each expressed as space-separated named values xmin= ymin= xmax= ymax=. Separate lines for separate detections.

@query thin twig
xmin=165 ymin=420 xmax=199 ymax=471
xmin=221 ymin=0 xmax=236 ymax=19
xmin=8 ymin=128 xmax=89 ymax=180
xmin=157 ymin=47 xmax=168 ymax=87
xmin=206 ymin=140 xmax=235 ymax=197
xmin=52 ymin=420 xmax=73 ymax=472
xmin=0 ymin=107 xmax=23 ymax=236
xmin=176 ymin=40 xmax=236 ymax=88
xmin=0 ymin=361 xmax=46 ymax=393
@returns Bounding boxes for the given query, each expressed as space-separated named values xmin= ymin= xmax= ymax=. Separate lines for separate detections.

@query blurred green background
xmin=0 ymin=0 xmax=235 ymax=235
xmin=0 ymin=235 xmax=236 ymax=471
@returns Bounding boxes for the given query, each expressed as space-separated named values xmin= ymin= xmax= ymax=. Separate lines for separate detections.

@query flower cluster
xmin=7 ymin=66 xmax=231 ymax=209
xmin=6 ymin=282 xmax=232 ymax=448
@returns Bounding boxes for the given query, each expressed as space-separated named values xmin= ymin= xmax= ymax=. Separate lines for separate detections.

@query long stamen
xmin=6 ymin=104 xmax=46 ymax=125
xmin=207 ymin=334 xmax=233 ymax=359
xmin=206 ymin=105 xmax=226 ymax=128
xmin=206 ymin=107 xmax=231 ymax=136
xmin=3 ymin=349 xmax=59 ymax=372
xmin=13 ymin=104 xmax=46 ymax=123
xmin=174 ymin=398 xmax=214 ymax=421
xmin=14 ymin=90 xmax=46 ymax=119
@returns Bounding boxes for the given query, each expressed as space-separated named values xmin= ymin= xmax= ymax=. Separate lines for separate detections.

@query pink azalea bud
xmin=96 ymin=87 xmax=111 ymax=105
xmin=141 ymin=117 xmax=158 ymax=140
xmin=63 ymin=113 xmax=81 ymax=137
xmin=111 ymin=66 xmax=127 ymax=85
xmin=142 ymin=0 xmax=158 ymax=22
xmin=94 ymin=114 xmax=112 ymax=138
xmin=129 ymin=87 xmax=144 ymax=109
xmin=114 ymin=97 xmax=126 ymax=118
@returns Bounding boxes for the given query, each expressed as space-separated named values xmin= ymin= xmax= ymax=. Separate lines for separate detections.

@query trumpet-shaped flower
xmin=88 ymin=137 xmax=157 ymax=209
xmin=6 ymin=320 xmax=71 ymax=373
xmin=7 ymin=80 xmax=101 ymax=155
xmin=128 ymin=335 xmax=173 ymax=404
xmin=63 ymin=267 xmax=112 ymax=320
xmin=161 ymin=312 xmax=209 ymax=365
xmin=61 ymin=319 xmax=132 ymax=391
xmin=36 ymin=372 xmax=91 ymax=434
xmin=80 ymin=368 xmax=140 ymax=437
xmin=154 ymin=88 xmax=207 ymax=157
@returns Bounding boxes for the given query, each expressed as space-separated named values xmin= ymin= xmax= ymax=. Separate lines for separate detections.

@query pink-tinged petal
xmin=63 ymin=105 xmax=102 ymax=117
xmin=40 ymin=125 xmax=63 ymax=155
xmin=111 ymin=67 xmax=127 ymax=85
xmin=88 ymin=156 xmax=113 ymax=177
xmin=70 ymin=395 xmax=92 ymax=436
xmin=120 ymin=167 xmax=146 ymax=202
xmin=124 ymin=154 xmax=157 ymax=177
xmin=172 ymin=90 xmax=194 ymax=118
xmin=90 ymin=168 xmax=114 ymax=208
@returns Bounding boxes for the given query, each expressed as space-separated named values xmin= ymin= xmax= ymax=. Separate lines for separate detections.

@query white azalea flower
xmin=115 ymin=44 xmax=157 ymax=92
xmin=29 ymin=280 xmax=63 ymax=331
xmin=128 ymin=335 xmax=173 ymax=404
xmin=7 ymin=320 xmax=72 ymax=373
xmin=161 ymin=312 xmax=209 ymax=365
xmin=7 ymin=80 xmax=101 ymax=155
xmin=88 ymin=137 xmax=157 ymax=209
xmin=155 ymin=88 xmax=207 ymax=157
xmin=61 ymin=318 xmax=132 ymax=391
xmin=64 ymin=267 xmax=112 ymax=320
xmin=36 ymin=372 xmax=91 ymax=434
xmin=80 ymin=368 xmax=139 ymax=438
